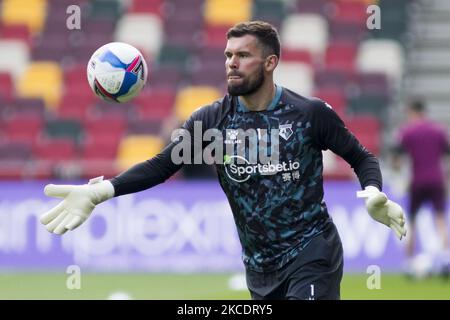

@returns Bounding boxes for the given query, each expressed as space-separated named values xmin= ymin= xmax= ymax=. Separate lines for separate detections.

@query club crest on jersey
xmin=279 ymin=123 xmax=293 ymax=141
xmin=224 ymin=129 xmax=242 ymax=144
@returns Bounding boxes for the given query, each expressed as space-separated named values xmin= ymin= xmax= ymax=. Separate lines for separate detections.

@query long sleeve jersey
xmin=110 ymin=86 xmax=382 ymax=272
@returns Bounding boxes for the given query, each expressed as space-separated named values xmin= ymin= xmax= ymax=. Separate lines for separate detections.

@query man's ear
xmin=265 ymin=55 xmax=278 ymax=72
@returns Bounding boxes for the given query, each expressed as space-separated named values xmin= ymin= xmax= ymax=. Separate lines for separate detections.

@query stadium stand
xmin=0 ymin=0 xmax=411 ymax=180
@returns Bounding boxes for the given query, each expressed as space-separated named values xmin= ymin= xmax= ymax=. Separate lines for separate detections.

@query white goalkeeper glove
xmin=40 ymin=176 xmax=115 ymax=235
xmin=357 ymin=186 xmax=407 ymax=240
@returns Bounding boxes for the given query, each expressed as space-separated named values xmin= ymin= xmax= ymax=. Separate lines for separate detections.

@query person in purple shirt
xmin=395 ymin=100 xmax=450 ymax=264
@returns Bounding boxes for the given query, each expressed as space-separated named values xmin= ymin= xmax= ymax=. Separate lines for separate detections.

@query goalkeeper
xmin=40 ymin=21 xmax=406 ymax=300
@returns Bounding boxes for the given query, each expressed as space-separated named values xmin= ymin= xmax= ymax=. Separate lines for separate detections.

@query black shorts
xmin=409 ymin=183 xmax=446 ymax=217
xmin=245 ymin=222 xmax=343 ymax=300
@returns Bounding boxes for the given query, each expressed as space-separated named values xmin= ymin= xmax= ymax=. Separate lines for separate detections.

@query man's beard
xmin=227 ymin=66 xmax=265 ymax=96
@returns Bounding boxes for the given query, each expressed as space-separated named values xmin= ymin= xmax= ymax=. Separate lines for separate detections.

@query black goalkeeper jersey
xmin=111 ymin=86 xmax=382 ymax=272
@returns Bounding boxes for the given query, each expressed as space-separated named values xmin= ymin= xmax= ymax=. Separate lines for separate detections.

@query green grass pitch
xmin=0 ymin=273 xmax=449 ymax=300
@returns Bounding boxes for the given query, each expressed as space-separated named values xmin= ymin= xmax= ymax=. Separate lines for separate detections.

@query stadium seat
xmin=204 ymin=0 xmax=253 ymax=26
xmin=189 ymin=47 xmax=227 ymax=87
xmin=281 ymin=14 xmax=329 ymax=57
xmin=4 ymin=115 xmax=43 ymax=144
xmin=115 ymin=13 xmax=163 ymax=59
xmin=69 ymin=31 xmax=117 ymax=62
xmin=338 ymin=0 xmax=377 ymax=4
xmin=314 ymin=69 xmax=355 ymax=91
xmin=135 ymin=88 xmax=175 ymax=120
xmin=189 ymin=62 xmax=227 ymax=88
xmin=164 ymin=0 xmax=205 ymax=32
xmin=369 ymin=17 xmax=407 ymax=42
xmin=328 ymin=20 xmax=367 ymax=42
xmin=1 ymin=0 xmax=47 ymax=34
xmin=167 ymin=0 xmax=205 ymax=12
xmin=63 ymin=64 xmax=96 ymax=98
xmin=129 ymin=0 xmax=164 ymax=16
xmin=83 ymin=18 xmax=117 ymax=35
xmin=82 ymin=133 xmax=119 ymax=161
xmin=174 ymin=86 xmax=222 ymax=122
xmin=157 ymin=44 xmax=192 ymax=69
xmin=0 ymin=23 xmax=31 ymax=45
xmin=32 ymin=33 xmax=71 ymax=58
xmin=91 ymin=100 xmax=138 ymax=119
xmin=370 ymin=0 xmax=409 ymax=41
xmin=34 ymin=138 xmax=77 ymax=163
xmin=87 ymin=0 xmax=124 ymax=21
xmin=0 ymin=141 xmax=33 ymax=179
xmin=64 ymin=64 xmax=89 ymax=86
xmin=44 ymin=118 xmax=83 ymax=143
xmin=0 ymin=142 xmax=32 ymax=161
xmin=329 ymin=1 xmax=367 ymax=24
xmin=57 ymin=92 xmax=94 ymax=121
xmin=348 ymin=92 xmax=389 ymax=120
xmin=84 ymin=116 xmax=127 ymax=142
xmin=324 ymin=41 xmax=357 ymax=73
xmin=117 ymin=134 xmax=164 ymax=170
xmin=80 ymin=141 xmax=119 ymax=178
xmin=346 ymin=116 xmax=380 ymax=154
xmin=73 ymin=35 xmax=113 ymax=60
xmin=147 ymin=65 xmax=184 ymax=89
xmin=165 ymin=0 xmax=204 ymax=22
xmin=163 ymin=10 xmax=204 ymax=50
xmin=0 ymin=96 xmax=9 ymax=116
xmin=16 ymin=62 xmax=63 ymax=109
xmin=204 ymin=25 xmax=230 ymax=48
xmin=0 ymin=95 xmax=45 ymax=119
xmin=12 ymin=97 xmax=46 ymax=117
xmin=60 ymin=68 xmax=95 ymax=119
xmin=197 ymin=46 xmax=228 ymax=66
xmin=274 ymin=62 xmax=313 ymax=97
xmin=0 ymin=40 xmax=29 ymax=81
xmin=252 ymin=0 xmax=286 ymax=26
xmin=42 ymin=12 xmax=70 ymax=36
xmin=163 ymin=27 xmax=203 ymax=51
xmin=356 ymin=39 xmax=404 ymax=84
xmin=353 ymin=72 xmax=389 ymax=96
xmin=313 ymin=88 xmax=347 ymax=118
xmin=127 ymin=119 xmax=162 ymax=135
xmin=0 ymin=72 xmax=13 ymax=102
xmin=280 ymin=48 xmax=313 ymax=65
xmin=31 ymin=44 xmax=70 ymax=63
xmin=46 ymin=0 xmax=88 ymax=16
xmin=295 ymin=0 xmax=331 ymax=15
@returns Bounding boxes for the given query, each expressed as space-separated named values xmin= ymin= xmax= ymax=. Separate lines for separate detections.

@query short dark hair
xmin=409 ymin=99 xmax=426 ymax=113
xmin=226 ymin=21 xmax=281 ymax=58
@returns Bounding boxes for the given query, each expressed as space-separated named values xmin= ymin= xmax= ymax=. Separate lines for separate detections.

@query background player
xmin=394 ymin=100 xmax=450 ymax=273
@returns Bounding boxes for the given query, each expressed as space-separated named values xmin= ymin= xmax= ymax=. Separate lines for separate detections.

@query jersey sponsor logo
xmin=224 ymin=155 xmax=300 ymax=183
xmin=279 ymin=123 xmax=293 ymax=140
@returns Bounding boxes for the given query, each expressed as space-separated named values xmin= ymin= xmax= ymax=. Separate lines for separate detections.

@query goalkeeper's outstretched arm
xmin=310 ymin=98 xmax=407 ymax=240
xmin=40 ymin=140 xmax=182 ymax=235
xmin=40 ymin=101 xmax=223 ymax=235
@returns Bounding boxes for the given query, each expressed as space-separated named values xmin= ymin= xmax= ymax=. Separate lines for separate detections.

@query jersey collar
xmin=237 ymin=85 xmax=283 ymax=113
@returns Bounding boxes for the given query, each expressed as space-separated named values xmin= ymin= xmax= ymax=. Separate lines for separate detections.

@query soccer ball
xmin=87 ymin=42 xmax=148 ymax=103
